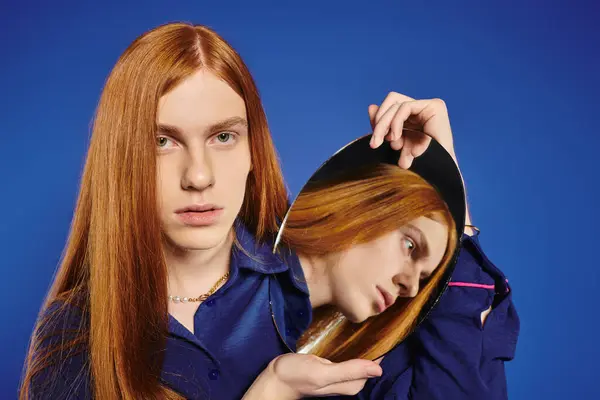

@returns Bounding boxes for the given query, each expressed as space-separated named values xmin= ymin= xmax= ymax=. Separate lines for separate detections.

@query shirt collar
xmin=277 ymin=246 xmax=310 ymax=296
xmin=232 ymin=220 xmax=288 ymax=274
xmin=233 ymin=220 xmax=310 ymax=296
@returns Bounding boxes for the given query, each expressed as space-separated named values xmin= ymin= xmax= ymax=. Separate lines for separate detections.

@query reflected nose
xmin=181 ymin=150 xmax=214 ymax=191
xmin=393 ymin=269 xmax=420 ymax=298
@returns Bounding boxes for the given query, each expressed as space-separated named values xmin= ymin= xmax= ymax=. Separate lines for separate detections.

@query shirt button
xmin=205 ymin=299 xmax=216 ymax=307
xmin=208 ymin=369 xmax=220 ymax=380
xmin=296 ymin=310 xmax=305 ymax=318
xmin=285 ymin=327 xmax=292 ymax=336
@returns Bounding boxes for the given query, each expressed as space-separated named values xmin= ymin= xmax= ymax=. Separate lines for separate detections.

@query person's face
xmin=156 ymin=70 xmax=251 ymax=251
xmin=328 ymin=216 xmax=449 ymax=323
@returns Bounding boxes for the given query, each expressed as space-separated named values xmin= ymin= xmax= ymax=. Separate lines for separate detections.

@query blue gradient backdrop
xmin=1 ymin=0 xmax=598 ymax=398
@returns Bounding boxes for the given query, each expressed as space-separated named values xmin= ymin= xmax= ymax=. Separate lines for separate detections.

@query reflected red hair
xmin=279 ymin=164 xmax=458 ymax=361
xmin=20 ymin=23 xmax=288 ymax=399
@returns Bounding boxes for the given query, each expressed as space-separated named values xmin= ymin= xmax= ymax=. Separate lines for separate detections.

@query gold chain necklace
xmin=168 ymin=272 xmax=230 ymax=304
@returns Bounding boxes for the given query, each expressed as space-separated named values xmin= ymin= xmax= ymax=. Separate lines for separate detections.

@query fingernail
xmin=366 ymin=365 xmax=382 ymax=377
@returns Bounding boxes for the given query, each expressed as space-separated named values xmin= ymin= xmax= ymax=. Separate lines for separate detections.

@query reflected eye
xmin=403 ymin=237 xmax=416 ymax=253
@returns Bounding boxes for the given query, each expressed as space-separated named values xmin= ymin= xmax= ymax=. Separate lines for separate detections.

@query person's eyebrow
xmin=209 ymin=116 xmax=248 ymax=132
xmin=157 ymin=116 xmax=248 ymax=137
xmin=156 ymin=123 xmax=182 ymax=138
xmin=404 ymin=223 xmax=430 ymax=259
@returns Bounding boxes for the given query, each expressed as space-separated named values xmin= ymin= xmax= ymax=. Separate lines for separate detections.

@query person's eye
xmin=156 ymin=136 xmax=177 ymax=150
xmin=212 ymin=132 xmax=238 ymax=145
xmin=403 ymin=237 xmax=416 ymax=253
xmin=217 ymin=132 xmax=231 ymax=143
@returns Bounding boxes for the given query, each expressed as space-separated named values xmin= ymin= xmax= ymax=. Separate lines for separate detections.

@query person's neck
xmin=165 ymin=231 xmax=234 ymax=298
xmin=297 ymin=253 xmax=333 ymax=308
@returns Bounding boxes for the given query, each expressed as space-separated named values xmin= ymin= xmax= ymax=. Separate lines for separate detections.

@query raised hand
xmin=368 ymin=92 xmax=456 ymax=169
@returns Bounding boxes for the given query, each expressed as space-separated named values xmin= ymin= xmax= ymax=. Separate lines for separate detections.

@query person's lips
xmin=376 ymin=285 xmax=396 ymax=313
xmin=174 ymin=204 xmax=223 ymax=226
xmin=175 ymin=204 xmax=222 ymax=213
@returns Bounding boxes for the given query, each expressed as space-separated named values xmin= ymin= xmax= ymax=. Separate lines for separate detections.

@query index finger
xmin=374 ymin=92 xmax=415 ymax=125
xmin=320 ymin=359 xmax=382 ymax=385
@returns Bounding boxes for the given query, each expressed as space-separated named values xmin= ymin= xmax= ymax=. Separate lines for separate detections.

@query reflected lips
xmin=376 ymin=285 xmax=395 ymax=313
xmin=175 ymin=204 xmax=223 ymax=226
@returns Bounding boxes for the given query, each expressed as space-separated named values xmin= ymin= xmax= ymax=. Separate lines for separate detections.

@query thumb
xmin=368 ymin=104 xmax=379 ymax=130
xmin=321 ymin=359 xmax=382 ymax=385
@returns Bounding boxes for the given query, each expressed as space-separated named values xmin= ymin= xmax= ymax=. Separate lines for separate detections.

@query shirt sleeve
xmin=26 ymin=300 xmax=92 ymax=400
xmin=357 ymin=233 xmax=520 ymax=400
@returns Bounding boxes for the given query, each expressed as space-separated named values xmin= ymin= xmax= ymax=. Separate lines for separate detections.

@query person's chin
xmin=343 ymin=306 xmax=371 ymax=324
xmin=169 ymin=224 xmax=231 ymax=251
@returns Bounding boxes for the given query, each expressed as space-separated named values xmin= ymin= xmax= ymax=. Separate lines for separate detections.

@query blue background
xmin=1 ymin=0 xmax=598 ymax=398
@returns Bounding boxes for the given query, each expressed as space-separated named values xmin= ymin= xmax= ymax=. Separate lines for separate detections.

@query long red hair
xmin=20 ymin=23 xmax=288 ymax=399
xmin=279 ymin=164 xmax=458 ymax=362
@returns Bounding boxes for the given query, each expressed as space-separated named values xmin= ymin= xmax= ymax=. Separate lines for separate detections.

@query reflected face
xmin=156 ymin=70 xmax=251 ymax=251
xmin=328 ymin=216 xmax=449 ymax=323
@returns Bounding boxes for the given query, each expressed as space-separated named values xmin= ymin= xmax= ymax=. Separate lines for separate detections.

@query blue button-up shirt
xmin=29 ymin=221 xmax=312 ymax=400
xmin=30 ymin=227 xmax=518 ymax=400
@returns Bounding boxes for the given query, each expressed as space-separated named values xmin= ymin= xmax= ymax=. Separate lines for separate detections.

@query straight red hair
xmin=20 ymin=22 xmax=288 ymax=399
xmin=279 ymin=164 xmax=458 ymax=362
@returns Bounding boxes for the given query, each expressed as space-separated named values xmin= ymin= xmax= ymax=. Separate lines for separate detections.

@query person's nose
xmin=181 ymin=148 xmax=214 ymax=191
xmin=392 ymin=265 xmax=420 ymax=298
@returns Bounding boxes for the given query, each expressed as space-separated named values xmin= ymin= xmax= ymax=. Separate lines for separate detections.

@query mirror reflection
xmin=272 ymin=132 xmax=465 ymax=362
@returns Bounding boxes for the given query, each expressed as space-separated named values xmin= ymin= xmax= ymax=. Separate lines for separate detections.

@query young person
xmin=19 ymin=22 xmax=382 ymax=400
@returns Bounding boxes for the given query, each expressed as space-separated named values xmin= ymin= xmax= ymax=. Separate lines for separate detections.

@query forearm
xmin=463 ymin=196 xmax=475 ymax=236
xmin=241 ymin=364 xmax=296 ymax=400
xmin=241 ymin=376 xmax=279 ymax=400
xmin=242 ymin=375 xmax=288 ymax=400
xmin=449 ymin=148 xmax=475 ymax=236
